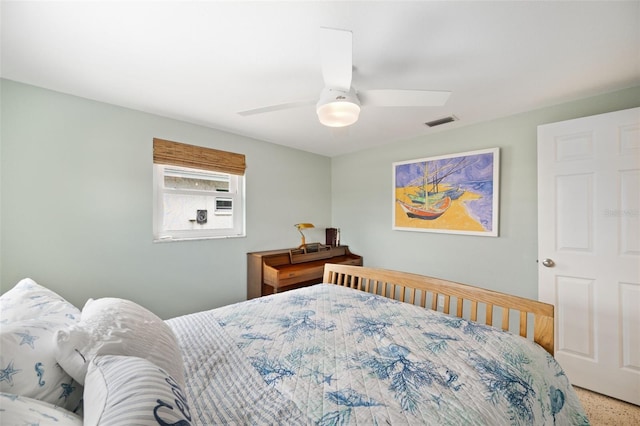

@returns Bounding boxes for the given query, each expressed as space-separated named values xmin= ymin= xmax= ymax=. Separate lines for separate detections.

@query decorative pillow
xmin=0 ymin=278 xmax=83 ymax=413
xmin=54 ymin=297 xmax=185 ymax=388
xmin=84 ymin=355 xmax=192 ymax=426
xmin=0 ymin=320 xmax=84 ymax=412
xmin=0 ymin=278 xmax=80 ymax=324
xmin=0 ymin=392 xmax=82 ymax=426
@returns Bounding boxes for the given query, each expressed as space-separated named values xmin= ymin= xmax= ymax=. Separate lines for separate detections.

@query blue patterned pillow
xmin=84 ymin=355 xmax=192 ymax=426
xmin=0 ymin=278 xmax=80 ymax=323
xmin=0 ymin=279 xmax=83 ymax=413
xmin=0 ymin=392 xmax=82 ymax=426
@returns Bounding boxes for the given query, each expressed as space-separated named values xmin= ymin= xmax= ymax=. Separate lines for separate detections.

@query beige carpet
xmin=574 ymin=386 xmax=640 ymax=425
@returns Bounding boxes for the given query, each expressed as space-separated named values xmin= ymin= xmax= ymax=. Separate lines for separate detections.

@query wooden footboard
xmin=323 ymin=263 xmax=554 ymax=355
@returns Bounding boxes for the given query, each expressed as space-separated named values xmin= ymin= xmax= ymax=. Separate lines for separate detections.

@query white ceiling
xmin=2 ymin=1 xmax=639 ymax=157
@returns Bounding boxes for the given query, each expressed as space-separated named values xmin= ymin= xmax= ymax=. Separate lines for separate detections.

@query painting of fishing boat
xmin=397 ymin=196 xmax=451 ymax=220
xmin=392 ymin=148 xmax=499 ymax=236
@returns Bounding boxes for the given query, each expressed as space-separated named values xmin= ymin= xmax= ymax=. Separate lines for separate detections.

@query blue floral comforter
xmin=176 ymin=284 xmax=589 ymax=425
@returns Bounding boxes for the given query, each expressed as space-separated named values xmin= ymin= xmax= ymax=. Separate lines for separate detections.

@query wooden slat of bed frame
xmin=323 ymin=263 xmax=555 ymax=355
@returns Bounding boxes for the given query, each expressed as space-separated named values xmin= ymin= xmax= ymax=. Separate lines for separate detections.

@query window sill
xmin=153 ymin=234 xmax=246 ymax=243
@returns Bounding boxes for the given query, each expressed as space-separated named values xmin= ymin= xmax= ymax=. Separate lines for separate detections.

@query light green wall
xmin=3 ymin=80 xmax=638 ymax=317
xmin=331 ymin=86 xmax=640 ymax=299
xmin=0 ymin=80 xmax=332 ymax=318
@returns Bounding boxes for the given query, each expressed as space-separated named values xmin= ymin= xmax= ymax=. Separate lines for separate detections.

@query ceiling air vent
xmin=425 ymin=115 xmax=458 ymax=127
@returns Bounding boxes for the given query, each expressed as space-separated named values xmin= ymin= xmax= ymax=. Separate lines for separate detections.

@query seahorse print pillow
xmin=0 ymin=279 xmax=83 ymax=413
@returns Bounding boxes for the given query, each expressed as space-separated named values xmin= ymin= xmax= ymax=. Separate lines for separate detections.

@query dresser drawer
xmin=264 ymin=264 xmax=325 ymax=288
xmin=279 ymin=265 xmax=325 ymax=287
xmin=338 ymin=257 xmax=363 ymax=266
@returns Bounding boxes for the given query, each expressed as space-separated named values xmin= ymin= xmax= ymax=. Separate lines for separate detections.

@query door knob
xmin=541 ymin=258 xmax=555 ymax=268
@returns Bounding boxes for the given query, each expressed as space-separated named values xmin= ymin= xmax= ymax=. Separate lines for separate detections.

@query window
xmin=153 ymin=138 xmax=245 ymax=241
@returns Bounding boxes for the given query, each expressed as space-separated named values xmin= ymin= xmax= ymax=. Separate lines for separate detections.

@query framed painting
xmin=392 ymin=148 xmax=499 ymax=236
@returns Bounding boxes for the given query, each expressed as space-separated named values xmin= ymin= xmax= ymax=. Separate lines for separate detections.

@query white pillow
xmin=0 ymin=278 xmax=80 ymax=323
xmin=54 ymin=297 xmax=185 ymax=388
xmin=0 ymin=392 xmax=82 ymax=426
xmin=0 ymin=278 xmax=83 ymax=412
xmin=84 ymin=355 xmax=192 ymax=426
xmin=0 ymin=320 xmax=84 ymax=412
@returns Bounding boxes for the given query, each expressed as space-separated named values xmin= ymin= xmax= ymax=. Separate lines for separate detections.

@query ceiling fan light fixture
xmin=316 ymin=88 xmax=361 ymax=127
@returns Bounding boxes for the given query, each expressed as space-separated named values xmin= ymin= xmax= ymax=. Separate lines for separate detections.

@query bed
xmin=0 ymin=264 xmax=588 ymax=425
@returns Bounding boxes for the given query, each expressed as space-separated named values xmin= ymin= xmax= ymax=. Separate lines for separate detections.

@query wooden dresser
xmin=247 ymin=246 xmax=362 ymax=299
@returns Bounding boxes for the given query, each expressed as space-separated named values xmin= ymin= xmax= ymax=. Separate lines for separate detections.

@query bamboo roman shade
xmin=153 ymin=138 xmax=246 ymax=175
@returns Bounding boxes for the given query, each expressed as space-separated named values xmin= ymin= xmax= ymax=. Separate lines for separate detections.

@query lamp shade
xmin=294 ymin=223 xmax=315 ymax=231
xmin=316 ymin=88 xmax=361 ymax=128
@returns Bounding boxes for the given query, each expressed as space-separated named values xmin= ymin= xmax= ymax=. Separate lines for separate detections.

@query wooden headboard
xmin=323 ymin=263 xmax=554 ymax=355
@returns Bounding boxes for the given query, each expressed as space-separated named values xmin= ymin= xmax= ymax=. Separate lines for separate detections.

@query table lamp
xmin=294 ymin=223 xmax=315 ymax=248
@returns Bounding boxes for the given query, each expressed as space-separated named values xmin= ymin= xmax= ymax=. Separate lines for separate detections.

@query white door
xmin=538 ymin=107 xmax=640 ymax=405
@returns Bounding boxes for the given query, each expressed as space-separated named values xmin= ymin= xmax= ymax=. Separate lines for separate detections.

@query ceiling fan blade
xmin=359 ymin=89 xmax=451 ymax=107
xmin=238 ymin=100 xmax=315 ymax=116
xmin=320 ymin=27 xmax=352 ymax=91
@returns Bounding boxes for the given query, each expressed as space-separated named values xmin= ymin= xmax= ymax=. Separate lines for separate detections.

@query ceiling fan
xmin=238 ymin=27 xmax=451 ymax=128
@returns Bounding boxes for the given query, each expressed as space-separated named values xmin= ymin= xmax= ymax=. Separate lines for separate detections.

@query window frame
xmin=153 ymin=164 xmax=246 ymax=242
